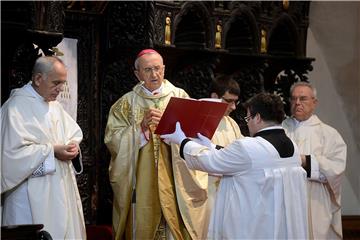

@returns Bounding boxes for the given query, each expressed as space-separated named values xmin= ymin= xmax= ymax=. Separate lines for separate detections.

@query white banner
xmin=56 ymin=38 xmax=78 ymax=121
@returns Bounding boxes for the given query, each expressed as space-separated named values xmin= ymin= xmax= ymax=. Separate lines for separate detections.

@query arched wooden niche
xmin=173 ymin=2 xmax=211 ymax=49
xmin=224 ymin=5 xmax=260 ymax=54
xmin=268 ymin=13 xmax=300 ymax=56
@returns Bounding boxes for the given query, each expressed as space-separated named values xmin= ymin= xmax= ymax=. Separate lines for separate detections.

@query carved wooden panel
xmin=106 ymin=1 xmax=154 ymax=49
xmin=2 ymin=0 xmax=66 ymax=97
xmin=64 ymin=10 xmax=105 ymax=224
xmin=224 ymin=4 xmax=260 ymax=54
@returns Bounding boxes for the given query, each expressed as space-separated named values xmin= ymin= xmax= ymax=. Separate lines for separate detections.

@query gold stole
xmin=125 ymin=130 xmax=190 ymax=239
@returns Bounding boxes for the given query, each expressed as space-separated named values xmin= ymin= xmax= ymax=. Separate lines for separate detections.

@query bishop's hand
xmin=141 ymin=108 xmax=162 ymax=132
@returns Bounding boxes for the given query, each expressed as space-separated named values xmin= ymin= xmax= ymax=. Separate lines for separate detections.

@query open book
xmin=154 ymin=97 xmax=228 ymax=139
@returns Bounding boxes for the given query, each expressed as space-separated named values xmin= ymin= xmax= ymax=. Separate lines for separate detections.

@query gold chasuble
xmin=105 ymin=80 xmax=209 ymax=240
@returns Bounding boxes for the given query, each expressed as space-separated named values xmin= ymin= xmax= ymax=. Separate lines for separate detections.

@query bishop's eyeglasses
xmin=141 ymin=65 xmax=164 ymax=75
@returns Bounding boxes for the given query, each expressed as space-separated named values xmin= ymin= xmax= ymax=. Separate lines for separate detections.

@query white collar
xmin=292 ymin=115 xmax=314 ymax=127
xmin=141 ymin=83 xmax=163 ymax=96
xmin=24 ymin=82 xmax=46 ymax=102
xmin=258 ymin=125 xmax=283 ymax=133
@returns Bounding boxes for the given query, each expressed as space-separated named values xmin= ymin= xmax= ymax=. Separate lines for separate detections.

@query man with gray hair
xmin=282 ymin=81 xmax=347 ymax=239
xmin=1 ymin=56 xmax=86 ymax=239
xmin=105 ymin=49 xmax=210 ymax=239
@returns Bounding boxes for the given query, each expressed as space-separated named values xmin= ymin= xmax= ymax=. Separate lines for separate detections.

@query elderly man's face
xmin=34 ymin=61 xmax=67 ymax=102
xmin=290 ymin=85 xmax=317 ymax=121
xmin=135 ymin=53 xmax=165 ymax=92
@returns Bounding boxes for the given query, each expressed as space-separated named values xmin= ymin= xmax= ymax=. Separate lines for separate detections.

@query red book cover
xmin=154 ymin=97 xmax=228 ymax=139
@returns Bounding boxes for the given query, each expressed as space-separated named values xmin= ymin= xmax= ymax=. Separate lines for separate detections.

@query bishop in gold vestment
xmin=105 ymin=49 xmax=209 ymax=240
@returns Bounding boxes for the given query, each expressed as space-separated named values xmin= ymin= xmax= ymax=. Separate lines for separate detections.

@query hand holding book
xmin=154 ymin=97 xmax=228 ymax=139
xmin=160 ymin=122 xmax=186 ymax=145
xmin=193 ymin=133 xmax=216 ymax=149
xmin=141 ymin=108 xmax=162 ymax=131
xmin=141 ymin=108 xmax=162 ymax=141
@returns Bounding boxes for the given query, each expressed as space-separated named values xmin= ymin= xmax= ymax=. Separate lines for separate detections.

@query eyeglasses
xmin=243 ymin=115 xmax=253 ymax=123
xmin=141 ymin=65 xmax=164 ymax=74
xmin=222 ymin=97 xmax=240 ymax=106
xmin=290 ymin=96 xmax=314 ymax=103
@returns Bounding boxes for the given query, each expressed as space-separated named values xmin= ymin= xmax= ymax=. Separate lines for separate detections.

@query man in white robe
xmin=1 ymin=56 xmax=86 ymax=239
xmin=282 ymin=81 xmax=347 ymax=239
xmin=162 ymin=92 xmax=308 ymax=239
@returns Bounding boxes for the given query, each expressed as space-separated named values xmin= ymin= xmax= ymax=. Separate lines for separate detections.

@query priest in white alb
xmin=1 ymin=56 xmax=86 ymax=239
xmin=283 ymin=81 xmax=347 ymax=239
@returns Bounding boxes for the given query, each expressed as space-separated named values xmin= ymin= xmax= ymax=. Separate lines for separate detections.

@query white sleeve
xmin=140 ymin=128 xmax=149 ymax=148
xmin=31 ymin=148 xmax=56 ymax=178
xmin=308 ymin=154 xmax=327 ymax=183
xmin=182 ymin=139 xmax=252 ymax=175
